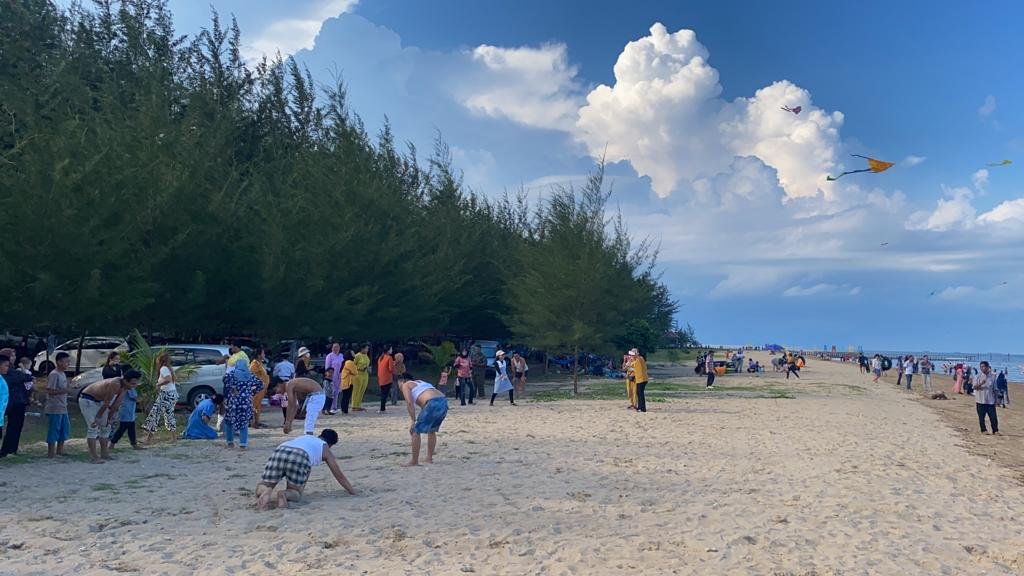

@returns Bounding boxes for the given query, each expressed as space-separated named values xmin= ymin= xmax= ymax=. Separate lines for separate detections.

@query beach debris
xmin=987 ymin=159 xmax=1012 ymax=167
xmin=705 ymin=547 xmax=719 ymax=553
xmin=827 ymin=154 xmax=895 ymax=181
xmin=931 ymin=392 xmax=948 ymax=400
xmin=460 ymin=565 xmax=476 ymax=573
xmin=781 ymin=105 xmax=802 ymax=115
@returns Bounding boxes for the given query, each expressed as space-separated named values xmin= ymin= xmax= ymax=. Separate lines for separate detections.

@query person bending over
xmin=283 ymin=377 xmax=326 ymax=435
xmin=397 ymin=373 xmax=449 ymax=466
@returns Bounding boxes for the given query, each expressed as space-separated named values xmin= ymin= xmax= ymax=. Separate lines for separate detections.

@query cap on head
xmin=297 ymin=347 xmax=310 ymax=358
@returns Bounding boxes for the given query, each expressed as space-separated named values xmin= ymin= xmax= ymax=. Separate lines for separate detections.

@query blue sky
xmin=133 ymin=1 xmax=1024 ymax=351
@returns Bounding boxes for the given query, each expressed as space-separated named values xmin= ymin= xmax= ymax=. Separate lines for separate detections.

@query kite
xmin=987 ymin=159 xmax=1012 ymax=167
xmin=826 ymin=154 xmax=895 ymax=181
xmin=781 ymin=105 xmax=802 ymax=115
xmin=880 ymin=242 xmax=889 ymax=246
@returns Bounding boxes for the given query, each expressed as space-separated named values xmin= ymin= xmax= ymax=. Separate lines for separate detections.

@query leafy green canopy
xmin=0 ymin=0 xmax=681 ymax=354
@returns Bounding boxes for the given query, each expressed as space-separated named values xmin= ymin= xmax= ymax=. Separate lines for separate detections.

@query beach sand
xmin=2 ymin=354 xmax=1023 ymax=575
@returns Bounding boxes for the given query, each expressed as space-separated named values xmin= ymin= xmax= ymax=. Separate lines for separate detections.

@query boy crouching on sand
xmin=255 ymin=429 xmax=356 ymax=510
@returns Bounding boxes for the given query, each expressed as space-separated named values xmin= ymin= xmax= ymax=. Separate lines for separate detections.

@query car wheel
xmin=36 ymin=360 xmax=55 ymax=376
xmin=187 ymin=386 xmax=216 ymax=410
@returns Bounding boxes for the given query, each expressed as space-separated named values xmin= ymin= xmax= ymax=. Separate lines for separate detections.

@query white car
xmin=69 ymin=344 xmax=255 ymax=410
xmin=34 ymin=337 xmax=128 ymax=375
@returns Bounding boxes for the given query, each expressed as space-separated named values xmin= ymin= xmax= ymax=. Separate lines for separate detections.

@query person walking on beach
xmin=630 ymin=349 xmax=649 ymax=413
xmin=377 ymin=346 xmax=395 ymax=413
xmin=44 ymin=352 xmax=72 ymax=457
xmin=919 ymin=355 xmax=934 ymax=394
xmin=183 ymin=394 xmax=224 ymax=439
xmin=903 ymin=355 xmax=915 ymax=391
xmin=249 ymin=349 xmax=270 ymax=428
xmin=453 ymin=348 xmax=473 ymax=406
xmin=705 ymin=351 xmax=716 ymax=388
xmin=512 ymin=352 xmax=528 ymax=398
xmin=490 ymin=350 xmax=515 ymax=405
xmin=77 ymin=371 xmax=142 ymax=463
xmin=995 ymin=370 xmax=1009 ymax=408
xmin=143 ymin=352 xmax=178 ymax=444
xmin=255 ymin=429 xmax=356 ymax=510
xmin=871 ymin=354 xmax=882 ymax=383
xmin=351 ymin=344 xmax=371 ymax=412
xmin=953 ymin=363 xmax=965 ymax=394
xmin=973 ymin=361 xmax=1000 ymax=435
xmin=324 ymin=343 xmax=344 ymax=415
xmin=283 ymin=377 xmax=327 ymax=435
xmin=0 ymin=349 xmax=33 ymax=457
xmin=470 ymin=345 xmax=486 ymax=403
xmin=895 ymin=356 xmax=905 ymax=388
xmin=397 ymin=373 xmax=449 ymax=466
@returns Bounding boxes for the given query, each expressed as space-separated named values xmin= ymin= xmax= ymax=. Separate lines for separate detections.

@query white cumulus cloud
xmin=902 ymin=155 xmax=926 ymax=167
xmin=458 ymin=44 xmax=583 ymax=131
xmin=244 ymin=0 xmax=356 ymax=60
xmin=978 ymin=198 xmax=1024 ymax=224
xmin=905 ymin=186 xmax=977 ymax=232
xmin=574 ymin=23 xmax=845 ymax=200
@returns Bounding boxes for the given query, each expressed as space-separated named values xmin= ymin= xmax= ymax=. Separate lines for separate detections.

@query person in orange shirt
xmin=339 ymin=351 xmax=357 ymax=414
xmin=250 ymin=348 xmax=270 ymax=428
xmin=376 ymin=346 xmax=395 ymax=413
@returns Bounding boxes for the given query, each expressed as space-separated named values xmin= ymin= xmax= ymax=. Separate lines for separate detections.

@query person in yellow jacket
xmin=622 ymin=352 xmax=637 ymax=409
xmin=339 ymin=351 xmax=357 ymax=414
xmin=628 ymin=348 xmax=650 ymax=412
xmin=351 ymin=344 xmax=371 ymax=411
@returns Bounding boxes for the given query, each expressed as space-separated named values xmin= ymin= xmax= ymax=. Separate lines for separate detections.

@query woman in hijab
xmin=223 ymin=361 xmax=263 ymax=450
xmin=490 ymin=350 xmax=516 ymax=406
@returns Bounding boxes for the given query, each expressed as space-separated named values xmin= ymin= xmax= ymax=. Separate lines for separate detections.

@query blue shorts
xmin=47 ymin=413 xmax=71 ymax=443
xmin=414 ymin=397 xmax=448 ymax=434
xmin=873 ymin=369 xmax=881 ymax=377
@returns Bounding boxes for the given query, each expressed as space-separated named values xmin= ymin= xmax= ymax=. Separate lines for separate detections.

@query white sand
xmin=2 ymin=355 xmax=1023 ymax=575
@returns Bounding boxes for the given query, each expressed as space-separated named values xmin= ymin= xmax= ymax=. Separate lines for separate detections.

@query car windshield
xmin=480 ymin=345 xmax=497 ymax=357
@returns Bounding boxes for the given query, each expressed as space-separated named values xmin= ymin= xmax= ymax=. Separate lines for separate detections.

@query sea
xmin=856 ymin=350 xmax=1024 ymax=383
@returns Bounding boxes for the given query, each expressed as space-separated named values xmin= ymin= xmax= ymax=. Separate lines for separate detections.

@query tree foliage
xmin=0 ymin=0 xmax=685 ymax=358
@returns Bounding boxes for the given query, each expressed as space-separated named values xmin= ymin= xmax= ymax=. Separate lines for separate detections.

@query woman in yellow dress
xmin=623 ymin=351 xmax=637 ymax=409
xmin=351 ymin=344 xmax=371 ymax=411
xmin=249 ymin=348 xmax=270 ymax=428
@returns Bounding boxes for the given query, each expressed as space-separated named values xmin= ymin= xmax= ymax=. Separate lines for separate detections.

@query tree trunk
xmin=572 ymin=343 xmax=579 ymax=396
xmin=74 ymin=331 xmax=86 ymax=375
xmin=544 ymin=350 xmax=549 ymax=375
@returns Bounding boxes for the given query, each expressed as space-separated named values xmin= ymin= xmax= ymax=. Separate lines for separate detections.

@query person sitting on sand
xmin=77 ymin=370 xmax=143 ymax=463
xmin=255 ymin=429 xmax=356 ymax=510
xmin=397 ymin=373 xmax=449 ymax=466
xmin=183 ymin=394 xmax=224 ymax=440
xmin=283 ymin=377 xmax=326 ymax=435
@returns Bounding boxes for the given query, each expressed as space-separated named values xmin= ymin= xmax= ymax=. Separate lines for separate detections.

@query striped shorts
xmin=260 ymin=446 xmax=312 ymax=488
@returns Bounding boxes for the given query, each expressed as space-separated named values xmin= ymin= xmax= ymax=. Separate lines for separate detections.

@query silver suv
xmin=70 ymin=344 xmax=246 ymax=410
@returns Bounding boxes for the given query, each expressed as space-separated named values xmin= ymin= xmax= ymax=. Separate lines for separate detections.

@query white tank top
xmin=410 ymin=380 xmax=436 ymax=402
xmin=281 ymin=435 xmax=325 ymax=467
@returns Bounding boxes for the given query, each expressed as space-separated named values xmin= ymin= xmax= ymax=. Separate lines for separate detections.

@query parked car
xmin=34 ymin=336 xmax=128 ymax=375
xmin=69 ymin=344 xmax=244 ymax=410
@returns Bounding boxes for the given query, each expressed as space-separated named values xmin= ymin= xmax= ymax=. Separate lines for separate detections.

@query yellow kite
xmin=827 ymin=154 xmax=895 ymax=181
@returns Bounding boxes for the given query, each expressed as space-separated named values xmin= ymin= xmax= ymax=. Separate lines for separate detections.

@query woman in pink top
xmin=953 ymin=364 xmax=965 ymax=394
xmin=453 ymin=348 xmax=474 ymax=406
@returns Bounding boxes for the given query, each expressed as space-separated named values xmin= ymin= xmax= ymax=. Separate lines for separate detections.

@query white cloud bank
xmin=573 ymin=24 xmax=845 ymax=200
xmin=244 ymin=0 xmax=356 ymax=60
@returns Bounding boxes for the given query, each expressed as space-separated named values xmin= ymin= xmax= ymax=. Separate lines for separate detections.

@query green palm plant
xmin=123 ymin=330 xmax=199 ymax=412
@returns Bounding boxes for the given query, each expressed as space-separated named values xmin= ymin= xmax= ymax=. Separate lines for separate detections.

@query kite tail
xmin=826 ymin=168 xmax=872 ymax=181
